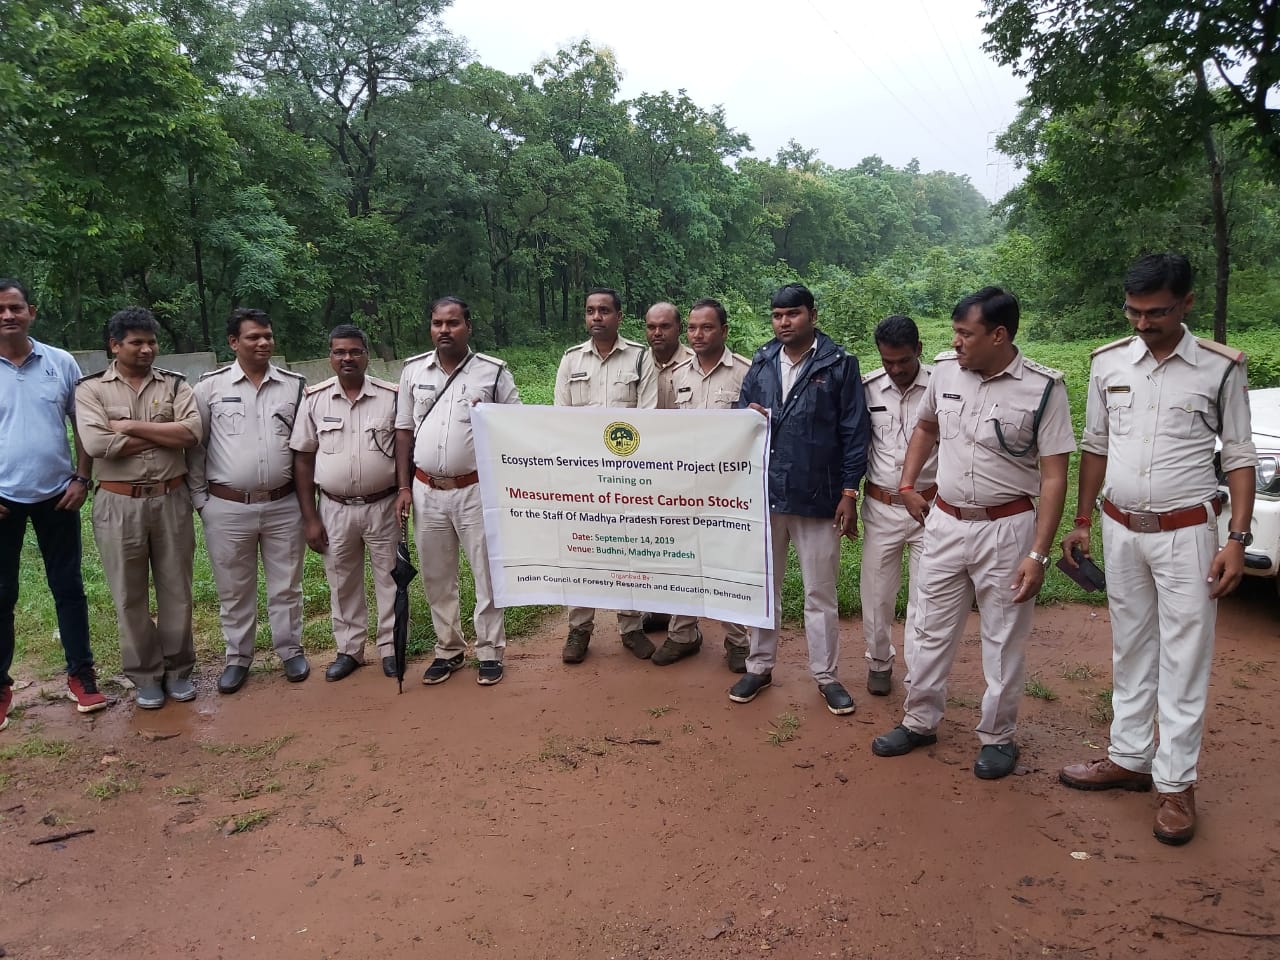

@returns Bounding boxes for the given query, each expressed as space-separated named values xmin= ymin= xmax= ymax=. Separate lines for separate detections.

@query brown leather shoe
xmin=1059 ymin=757 xmax=1153 ymax=792
xmin=1154 ymin=787 xmax=1196 ymax=845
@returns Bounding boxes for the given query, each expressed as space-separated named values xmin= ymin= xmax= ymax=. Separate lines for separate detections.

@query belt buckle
xmin=248 ymin=490 xmax=272 ymax=505
xmin=133 ymin=482 xmax=161 ymax=498
xmin=432 ymin=476 xmax=457 ymax=490
xmin=347 ymin=495 xmax=368 ymax=505
xmin=1127 ymin=511 xmax=1161 ymax=533
xmin=956 ymin=505 xmax=989 ymax=522
xmin=887 ymin=493 xmax=906 ymax=506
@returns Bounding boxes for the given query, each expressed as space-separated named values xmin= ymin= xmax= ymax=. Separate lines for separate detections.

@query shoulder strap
xmin=994 ymin=376 xmax=1056 ymax=458
xmin=413 ymin=351 xmax=475 ymax=442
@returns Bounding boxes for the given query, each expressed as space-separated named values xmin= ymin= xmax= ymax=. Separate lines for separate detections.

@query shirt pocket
xmin=979 ymin=405 xmax=1032 ymax=454
xmin=870 ymin=408 xmax=896 ymax=444
xmin=1105 ymin=390 xmax=1133 ymax=435
xmin=366 ymin=417 xmax=395 ymax=457
xmin=317 ymin=419 xmax=345 ymax=454
xmin=1173 ymin=392 xmax=1214 ymax=440
xmin=609 ymin=369 xmax=639 ymax=407
xmin=151 ymin=401 xmax=175 ymax=423
xmin=936 ymin=397 xmax=964 ymax=440
xmin=105 ymin=403 xmax=133 ymax=423
xmin=211 ymin=402 xmax=245 ymax=436
xmin=411 ymin=384 xmax=438 ymax=426
xmin=566 ymin=371 xmax=592 ymax=406
xmin=711 ymin=388 xmax=737 ymax=410
xmin=269 ymin=402 xmax=296 ymax=437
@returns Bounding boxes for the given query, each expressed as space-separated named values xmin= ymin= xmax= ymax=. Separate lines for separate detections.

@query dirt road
xmin=2 ymin=592 xmax=1278 ymax=959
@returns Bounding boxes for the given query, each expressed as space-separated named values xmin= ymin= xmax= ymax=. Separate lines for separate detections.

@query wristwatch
xmin=69 ymin=474 xmax=91 ymax=486
xmin=1227 ymin=530 xmax=1253 ymax=547
xmin=1027 ymin=551 xmax=1051 ymax=568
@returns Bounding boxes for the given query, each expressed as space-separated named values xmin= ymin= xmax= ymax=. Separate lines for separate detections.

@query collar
xmin=1125 ymin=324 xmax=1197 ymax=366
xmin=102 ymin=360 xmax=166 ymax=384
xmin=585 ymin=337 xmax=633 ymax=361
xmin=328 ymin=375 xmax=377 ymax=401
xmin=229 ymin=359 xmax=282 ymax=384
xmin=651 ymin=343 xmax=693 ymax=369
xmin=425 ymin=349 xmax=472 ymax=371
xmin=779 ymin=341 xmax=818 ymax=366
xmin=0 ymin=337 xmax=39 ymax=369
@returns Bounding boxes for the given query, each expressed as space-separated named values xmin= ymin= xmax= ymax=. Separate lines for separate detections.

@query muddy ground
xmin=2 ymin=589 xmax=1278 ymax=960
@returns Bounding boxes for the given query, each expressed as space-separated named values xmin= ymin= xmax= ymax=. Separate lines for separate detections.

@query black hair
xmin=0 ymin=278 xmax=31 ymax=305
xmin=329 ymin=324 xmax=369 ymax=350
xmin=874 ymin=314 xmax=920 ymax=349
xmin=770 ymin=283 xmax=815 ymax=311
xmin=1124 ymin=253 xmax=1193 ymax=298
xmin=107 ymin=306 xmax=159 ymax=344
xmin=430 ymin=295 xmax=471 ymax=322
xmin=952 ymin=286 xmax=1020 ymax=341
xmin=586 ymin=287 xmax=623 ymax=311
xmin=228 ymin=307 xmax=271 ymax=338
xmin=689 ymin=297 xmax=728 ymax=326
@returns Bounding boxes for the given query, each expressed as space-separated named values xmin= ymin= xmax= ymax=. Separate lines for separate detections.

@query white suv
xmin=1218 ymin=387 xmax=1280 ymax=587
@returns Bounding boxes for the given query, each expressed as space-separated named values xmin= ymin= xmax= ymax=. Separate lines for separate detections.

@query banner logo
xmin=603 ymin=421 xmax=641 ymax=457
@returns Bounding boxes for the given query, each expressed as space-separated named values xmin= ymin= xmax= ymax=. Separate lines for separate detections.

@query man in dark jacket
xmin=730 ymin=284 xmax=870 ymax=714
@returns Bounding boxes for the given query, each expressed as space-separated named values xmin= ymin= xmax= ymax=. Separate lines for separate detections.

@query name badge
xmin=221 ymin=396 xmax=242 ymax=403
xmin=1106 ymin=385 xmax=1131 ymax=394
xmin=869 ymin=405 xmax=888 ymax=412
xmin=676 ymin=386 xmax=692 ymax=396
xmin=323 ymin=416 xmax=342 ymax=422
xmin=414 ymin=383 xmax=436 ymax=393
xmin=569 ymin=371 xmax=590 ymax=382
xmin=942 ymin=393 xmax=961 ymax=400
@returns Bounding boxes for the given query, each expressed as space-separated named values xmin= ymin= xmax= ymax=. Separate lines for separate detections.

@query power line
xmin=917 ymin=0 xmax=984 ymax=118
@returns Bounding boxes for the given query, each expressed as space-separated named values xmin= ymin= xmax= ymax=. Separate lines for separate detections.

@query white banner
xmin=472 ymin=405 xmax=774 ymax=628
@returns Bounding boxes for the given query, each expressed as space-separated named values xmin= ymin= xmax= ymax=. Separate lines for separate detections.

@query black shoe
xmin=728 ymin=672 xmax=772 ymax=704
xmin=871 ymin=724 xmax=938 ymax=757
xmin=382 ymin=656 xmax=397 ymax=678
xmin=217 ymin=664 xmax=250 ymax=695
xmin=641 ymin=613 xmax=670 ymax=633
xmin=974 ymin=743 xmax=1019 ymax=780
xmin=867 ymin=669 xmax=892 ymax=696
xmin=562 ymin=628 xmax=591 ymax=664
xmin=477 ymin=661 xmax=504 ymax=686
xmin=651 ymin=629 xmax=702 ymax=666
xmin=325 ymin=654 xmax=362 ymax=682
xmin=422 ymin=653 xmax=465 ymax=685
xmin=819 ymin=681 xmax=856 ymax=716
xmin=282 ymin=654 xmax=310 ymax=683
xmin=621 ymin=630 xmax=655 ymax=660
xmin=725 ymin=644 xmax=748 ymax=674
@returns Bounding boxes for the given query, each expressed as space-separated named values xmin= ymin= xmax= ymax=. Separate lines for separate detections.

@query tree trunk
xmin=1194 ymin=63 xmax=1230 ymax=344
xmin=188 ymin=165 xmax=211 ymax=350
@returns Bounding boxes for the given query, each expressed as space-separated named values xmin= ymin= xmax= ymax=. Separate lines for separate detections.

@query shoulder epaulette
xmin=151 ymin=366 xmax=186 ymax=382
xmin=731 ymin=352 xmax=751 ymax=366
xmin=474 ymin=352 xmax=507 ymax=367
xmin=862 ymin=367 xmax=888 ymax=385
xmin=75 ymin=370 xmax=106 ymax=386
xmin=1022 ymin=357 xmax=1064 ymax=382
xmin=199 ymin=364 xmax=232 ymax=381
xmin=934 ymin=349 xmax=959 ymax=362
xmin=1195 ymin=337 xmax=1246 ymax=364
xmin=304 ymin=377 xmax=335 ymax=396
xmin=1090 ymin=336 xmax=1133 ymax=358
xmin=276 ymin=367 xmax=306 ymax=381
xmin=368 ymin=376 xmax=398 ymax=392
xmin=563 ymin=342 xmax=583 ymax=356
xmin=403 ymin=349 xmax=433 ymax=365
xmin=619 ymin=336 xmax=644 ymax=349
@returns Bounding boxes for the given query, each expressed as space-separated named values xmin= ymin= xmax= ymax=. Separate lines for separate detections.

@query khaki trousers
xmin=1102 ymin=511 xmax=1218 ymax=793
xmin=747 ymin=513 xmax=842 ymax=684
xmin=200 ymin=496 xmax=305 ymax=666
xmin=902 ymin=508 xmax=1037 ymax=745
xmin=413 ymin=481 xmax=505 ymax=661
xmin=319 ymin=496 xmax=398 ymax=659
xmin=668 ymin=615 xmax=749 ymax=649
xmin=92 ymin=487 xmax=195 ymax=688
xmin=859 ymin=495 xmax=925 ymax=677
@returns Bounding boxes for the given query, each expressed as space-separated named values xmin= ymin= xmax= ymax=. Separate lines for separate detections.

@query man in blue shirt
xmin=0 ymin=279 xmax=104 ymax=730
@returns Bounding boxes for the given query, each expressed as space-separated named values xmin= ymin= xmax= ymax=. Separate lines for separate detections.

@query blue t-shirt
xmin=0 ymin=338 xmax=81 ymax=503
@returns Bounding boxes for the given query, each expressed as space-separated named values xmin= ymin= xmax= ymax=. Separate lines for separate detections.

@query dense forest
xmin=4 ymin=0 xmax=1280 ymax=360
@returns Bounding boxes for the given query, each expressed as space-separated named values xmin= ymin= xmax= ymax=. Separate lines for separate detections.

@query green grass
xmin=0 ymin=736 xmax=74 ymax=762
xmin=201 ymin=733 xmax=295 ymax=761
xmin=1024 ymin=674 xmax=1059 ymax=701
xmin=84 ymin=773 xmax=140 ymax=801
xmin=765 ymin=711 xmax=801 ymax=746
xmin=1088 ymin=687 xmax=1115 ymax=725
xmin=228 ymin=809 xmax=273 ymax=834
xmin=646 ymin=705 xmax=673 ymax=718
xmin=1062 ymin=663 xmax=1097 ymax=681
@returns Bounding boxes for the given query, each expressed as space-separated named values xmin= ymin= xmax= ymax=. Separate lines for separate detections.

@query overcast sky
xmin=442 ymin=0 xmax=1027 ymax=200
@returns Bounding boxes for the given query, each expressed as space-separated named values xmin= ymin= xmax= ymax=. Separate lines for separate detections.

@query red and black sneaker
xmin=67 ymin=669 xmax=108 ymax=714
xmin=0 ymin=685 xmax=12 ymax=731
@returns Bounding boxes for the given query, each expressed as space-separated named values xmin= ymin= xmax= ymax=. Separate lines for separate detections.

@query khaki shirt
xmin=919 ymin=350 xmax=1076 ymax=506
xmin=188 ymin=361 xmax=306 ymax=500
xmin=672 ymin=347 xmax=750 ymax=409
xmin=650 ymin=343 xmax=695 ymax=409
xmin=553 ymin=337 xmax=657 ymax=409
xmin=290 ymin=375 xmax=398 ymax=498
xmin=396 ymin=351 xmax=521 ymax=477
xmin=1082 ymin=327 xmax=1256 ymax=512
xmin=863 ymin=364 xmax=938 ymax=489
xmin=75 ymin=363 xmax=199 ymax=483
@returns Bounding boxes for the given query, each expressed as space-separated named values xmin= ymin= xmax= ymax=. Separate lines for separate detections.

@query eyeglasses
xmin=330 ymin=348 xmax=367 ymax=359
xmin=1121 ymin=303 xmax=1181 ymax=322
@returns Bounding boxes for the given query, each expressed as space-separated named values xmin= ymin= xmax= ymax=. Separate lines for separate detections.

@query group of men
xmin=0 ymin=251 xmax=1257 ymax=847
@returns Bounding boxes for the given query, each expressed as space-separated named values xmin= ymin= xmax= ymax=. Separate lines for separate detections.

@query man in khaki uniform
xmin=76 ymin=307 xmax=200 ymax=709
xmin=395 ymin=296 xmax=520 ymax=687
xmin=859 ymin=315 xmax=937 ymax=695
xmin=291 ymin=324 xmax=400 ymax=682
xmin=553 ymin=287 xmax=657 ymax=664
xmin=189 ymin=308 xmax=309 ymax=694
xmin=1059 ymin=253 xmax=1256 ymax=845
xmin=645 ymin=301 xmax=694 ymax=410
xmin=653 ymin=297 xmax=752 ymax=671
xmin=872 ymin=287 xmax=1074 ymax=779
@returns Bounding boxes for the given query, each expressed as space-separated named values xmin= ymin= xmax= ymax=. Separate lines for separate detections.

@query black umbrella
xmin=391 ymin=516 xmax=418 ymax=693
